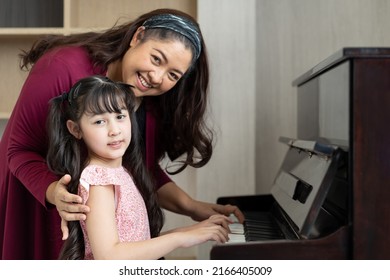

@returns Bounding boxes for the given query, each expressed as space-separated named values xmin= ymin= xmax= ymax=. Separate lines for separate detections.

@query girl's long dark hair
xmin=22 ymin=8 xmax=213 ymax=176
xmin=46 ymin=75 xmax=164 ymax=260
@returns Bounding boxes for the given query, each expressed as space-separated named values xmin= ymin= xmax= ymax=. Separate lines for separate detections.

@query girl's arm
xmin=86 ymin=184 xmax=229 ymax=260
xmin=161 ymin=214 xmax=233 ymax=235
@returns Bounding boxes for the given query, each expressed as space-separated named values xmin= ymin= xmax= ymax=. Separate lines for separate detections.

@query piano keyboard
xmin=228 ymin=212 xmax=285 ymax=243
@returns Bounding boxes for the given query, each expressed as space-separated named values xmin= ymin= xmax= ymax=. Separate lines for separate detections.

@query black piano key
xmin=242 ymin=211 xmax=285 ymax=241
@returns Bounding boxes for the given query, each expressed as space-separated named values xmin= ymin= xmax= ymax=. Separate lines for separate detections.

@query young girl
xmin=46 ymin=75 xmax=230 ymax=260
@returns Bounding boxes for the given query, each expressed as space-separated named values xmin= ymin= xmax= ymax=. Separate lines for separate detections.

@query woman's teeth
xmin=139 ymin=74 xmax=152 ymax=88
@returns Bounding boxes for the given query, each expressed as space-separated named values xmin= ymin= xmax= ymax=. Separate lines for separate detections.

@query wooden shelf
xmin=0 ymin=113 xmax=11 ymax=120
xmin=0 ymin=27 xmax=106 ymax=38
xmin=0 ymin=28 xmax=65 ymax=37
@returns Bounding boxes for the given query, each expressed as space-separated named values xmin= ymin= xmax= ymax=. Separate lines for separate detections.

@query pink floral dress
xmin=78 ymin=165 xmax=150 ymax=259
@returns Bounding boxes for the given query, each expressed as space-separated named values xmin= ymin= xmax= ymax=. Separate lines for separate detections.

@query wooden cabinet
xmin=0 ymin=0 xmax=196 ymax=119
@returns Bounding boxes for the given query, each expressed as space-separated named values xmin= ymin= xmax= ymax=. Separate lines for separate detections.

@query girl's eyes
xmin=92 ymin=113 xmax=127 ymax=125
xmin=117 ymin=114 xmax=127 ymax=120
xmin=94 ymin=120 xmax=105 ymax=125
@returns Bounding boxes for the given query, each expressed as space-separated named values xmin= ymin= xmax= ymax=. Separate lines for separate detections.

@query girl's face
xmin=120 ymin=27 xmax=193 ymax=97
xmin=67 ymin=109 xmax=132 ymax=167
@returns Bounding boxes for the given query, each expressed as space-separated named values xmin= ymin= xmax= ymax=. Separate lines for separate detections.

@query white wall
xmin=197 ymin=1 xmax=257 ymax=206
xmin=196 ymin=0 xmax=257 ymax=259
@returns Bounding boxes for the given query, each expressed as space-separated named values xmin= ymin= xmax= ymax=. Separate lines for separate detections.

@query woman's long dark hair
xmin=22 ymin=8 xmax=213 ymax=176
xmin=46 ymin=75 xmax=164 ymax=260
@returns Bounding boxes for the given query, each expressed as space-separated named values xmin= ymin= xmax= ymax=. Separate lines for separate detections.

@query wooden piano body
xmin=211 ymin=48 xmax=390 ymax=260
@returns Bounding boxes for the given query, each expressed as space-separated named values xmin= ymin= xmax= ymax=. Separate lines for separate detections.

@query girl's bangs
xmin=83 ymin=86 xmax=127 ymax=115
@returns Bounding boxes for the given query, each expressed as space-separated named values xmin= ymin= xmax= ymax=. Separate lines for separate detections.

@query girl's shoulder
xmin=80 ymin=165 xmax=130 ymax=187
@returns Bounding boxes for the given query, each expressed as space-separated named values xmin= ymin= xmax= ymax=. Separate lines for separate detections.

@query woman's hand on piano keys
xmin=188 ymin=201 xmax=245 ymax=224
xmin=216 ymin=204 xmax=245 ymax=224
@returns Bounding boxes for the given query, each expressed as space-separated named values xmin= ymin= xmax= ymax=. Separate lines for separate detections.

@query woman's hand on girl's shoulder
xmin=52 ymin=174 xmax=90 ymax=239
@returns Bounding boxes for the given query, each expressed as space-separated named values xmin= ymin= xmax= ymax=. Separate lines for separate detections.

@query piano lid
xmin=271 ymin=137 xmax=342 ymax=238
xmin=292 ymin=47 xmax=390 ymax=87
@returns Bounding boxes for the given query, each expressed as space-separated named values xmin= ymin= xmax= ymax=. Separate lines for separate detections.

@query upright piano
xmin=210 ymin=48 xmax=390 ymax=260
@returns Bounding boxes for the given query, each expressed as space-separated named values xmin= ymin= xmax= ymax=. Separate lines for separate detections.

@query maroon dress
xmin=0 ymin=46 xmax=171 ymax=259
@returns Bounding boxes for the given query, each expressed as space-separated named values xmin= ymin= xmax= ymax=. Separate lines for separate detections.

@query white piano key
xmin=227 ymin=233 xmax=246 ymax=243
xmin=229 ymin=222 xmax=244 ymax=234
xmin=229 ymin=213 xmax=240 ymax=223
xmin=227 ymin=214 xmax=246 ymax=243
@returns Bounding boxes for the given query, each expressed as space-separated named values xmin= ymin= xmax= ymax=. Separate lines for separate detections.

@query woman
xmin=0 ymin=8 xmax=243 ymax=259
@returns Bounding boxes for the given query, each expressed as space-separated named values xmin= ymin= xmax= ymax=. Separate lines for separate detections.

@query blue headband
xmin=142 ymin=14 xmax=202 ymax=60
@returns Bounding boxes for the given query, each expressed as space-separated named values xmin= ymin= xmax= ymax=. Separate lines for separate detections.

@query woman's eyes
xmin=152 ymin=55 xmax=161 ymax=64
xmin=169 ymin=72 xmax=179 ymax=81
xmin=151 ymin=54 xmax=181 ymax=81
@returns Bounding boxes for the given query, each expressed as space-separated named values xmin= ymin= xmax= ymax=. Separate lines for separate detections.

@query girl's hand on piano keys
xmin=196 ymin=214 xmax=233 ymax=232
xmin=175 ymin=214 xmax=231 ymax=246
xmin=175 ymin=214 xmax=233 ymax=233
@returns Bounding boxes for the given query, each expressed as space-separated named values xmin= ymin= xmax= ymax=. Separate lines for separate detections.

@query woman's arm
xmin=7 ymin=47 xmax=94 ymax=209
xmin=157 ymin=182 xmax=245 ymax=224
xmin=7 ymin=61 xmax=69 ymax=207
xmin=86 ymin=184 xmax=229 ymax=260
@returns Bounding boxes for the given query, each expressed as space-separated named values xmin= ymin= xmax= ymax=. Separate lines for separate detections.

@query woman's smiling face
xmin=120 ymin=27 xmax=193 ymax=98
